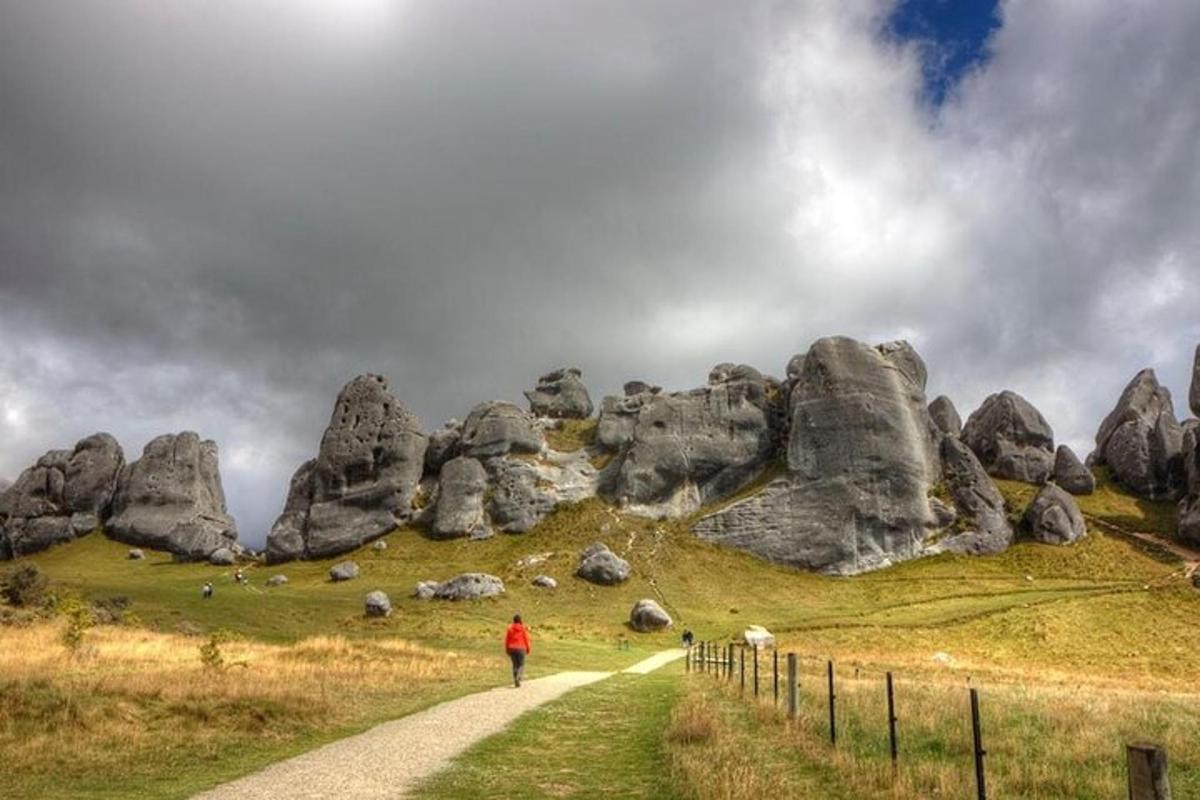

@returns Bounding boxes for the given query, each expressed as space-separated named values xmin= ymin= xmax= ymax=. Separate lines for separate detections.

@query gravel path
xmin=192 ymin=651 xmax=682 ymax=800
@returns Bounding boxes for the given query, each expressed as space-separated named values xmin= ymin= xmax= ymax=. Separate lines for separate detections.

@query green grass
xmin=544 ymin=418 xmax=599 ymax=453
xmin=418 ymin=669 xmax=685 ymax=800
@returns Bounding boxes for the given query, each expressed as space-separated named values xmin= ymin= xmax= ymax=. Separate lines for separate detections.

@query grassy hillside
xmin=4 ymin=475 xmax=1199 ymax=798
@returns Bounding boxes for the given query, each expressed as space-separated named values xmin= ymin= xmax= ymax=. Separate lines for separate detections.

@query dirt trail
xmin=192 ymin=649 xmax=684 ymax=800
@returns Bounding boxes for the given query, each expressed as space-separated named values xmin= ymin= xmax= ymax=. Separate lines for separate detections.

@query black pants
xmin=507 ymin=648 xmax=526 ymax=684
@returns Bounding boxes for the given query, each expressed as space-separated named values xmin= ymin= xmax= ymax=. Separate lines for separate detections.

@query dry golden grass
xmin=669 ymin=666 xmax=1200 ymax=799
xmin=0 ymin=621 xmax=488 ymax=800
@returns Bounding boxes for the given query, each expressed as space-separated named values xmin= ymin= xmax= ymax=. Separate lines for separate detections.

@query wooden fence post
xmin=1127 ymin=743 xmax=1172 ymax=800
xmin=970 ymin=688 xmax=987 ymax=800
xmin=740 ymin=647 xmax=745 ymax=693
xmin=727 ymin=644 xmax=733 ymax=681
xmin=753 ymin=645 xmax=759 ymax=698
xmin=773 ymin=649 xmax=779 ymax=706
xmin=887 ymin=671 xmax=898 ymax=771
xmin=787 ymin=653 xmax=798 ymax=720
xmin=827 ymin=660 xmax=837 ymax=745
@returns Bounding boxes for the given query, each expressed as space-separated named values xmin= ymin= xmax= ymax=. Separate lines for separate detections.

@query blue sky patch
xmin=886 ymin=0 xmax=1002 ymax=106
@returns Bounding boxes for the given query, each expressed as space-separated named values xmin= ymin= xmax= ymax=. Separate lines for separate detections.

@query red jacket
xmin=505 ymin=622 xmax=531 ymax=654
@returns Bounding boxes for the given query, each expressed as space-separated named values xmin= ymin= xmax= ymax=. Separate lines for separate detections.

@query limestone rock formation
xmin=1091 ymin=369 xmax=1183 ymax=499
xmin=693 ymin=337 xmax=942 ymax=575
xmin=364 ymin=590 xmax=392 ymax=617
xmin=595 ymin=363 xmax=781 ymax=516
xmin=266 ymin=375 xmax=428 ymax=563
xmin=413 ymin=580 xmax=439 ymax=599
xmin=525 ymin=368 xmax=593 ymax=419
xmin=424 ymin=421 xmax=462 ymax=474
xmin=266 ymin=574 xmax=288 ymax=587
xmin=1191 ymin=345 xmax=1200 ymax=418
xmin=432 ymin=573 xmax=505 ymax=600
xmin=930 ymin=436 xmax=1013 ymax=556
xmin=929 ymin=396 xmax=962 ymax=438
xmin=1053 ymin=445 xmax=1095 ymax=495
xmin=459 ymin=401 xmax=542 ymax=459
xmin=127 ymin=548 xmax=144 ymax=560
xmin=532 ymin=575 xmax=557 ymax=588
xmin=961 ymin=391 xmax=1055 ymax=483
xmin=629 ymin=599 xmax=672 ymax=632
xmin=431 ymin=457 xmax=489 ymax=540
xmin=106 ymin=432 xmax=237 ymax=561
xmin=1178 ymin=424 xmax=1200 ymax=546
xmin=329 ymin=560 xmax=359 ymax=581
xmin=0 ymin=433 xmax=125 ymax=558
xmin=209 ymin=547 xmax=235 ymax=566
xmin=1022 ymin=483 xmax=1086 ymax=544
xmin=576 ymin=542 xmax=631 ymax=585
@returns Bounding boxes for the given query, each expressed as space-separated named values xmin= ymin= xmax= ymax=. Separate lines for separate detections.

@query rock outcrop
xmin=961 ymin=391 xmax=1055 ymax=483
xmin=430 ymin=457 xmax=489 ymax=539
xmin=1178 ymin=423 xmax=1200 ymax=546
xmin=930 ymin=436 xmax=1013 ymax=555
xmin=576 ymin=542 xmax=631 ymax=585
xmin=596 ymin=364 xmax=781 ymax=516
xmin=459 ymin=401 xmax=542 ymax=459
xmin=1022 ymin=483 xmax=1086 ymax=544
xmin=629 ymin=599 xmax=672 ymax=632
xmin=329 ymin=560 xmax=359 ymax=581
xmin=694 ymin=337 xmax=942 ymax=575
xmin=432 ymin=573 xmax=505 ymax=600
xmin=1091 ymin=369 xmax=1183 ymax=499
xmin=364 ymin=590 xmax=392 ymax=617
xmin=742 ymin=625 xmax=776 ymax=649
xmin=525 ymin=368 xmax=593 ymax=419
xmin=107 ymin=432 xmax=237 ymax=561
xmin=929 ymin=396 xmax=962 ymax=438
xmin=1053 ymin=445 xmax=1095 ymax=495
xmin=0 ymin=433 xmax=124 ymax=557
xmin=1191 ymin=345 xmax=1200 ymax=418
xmin=266 ymin=375 xmax=428 ymax=562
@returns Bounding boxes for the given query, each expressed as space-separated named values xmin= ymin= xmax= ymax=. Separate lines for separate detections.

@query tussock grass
xmin=0 ymin=622 xmax=488 ymax=799
xmin=544 ymin=417 xmax=598 ymax=452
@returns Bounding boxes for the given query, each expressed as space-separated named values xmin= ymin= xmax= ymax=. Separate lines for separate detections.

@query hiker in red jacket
xmin=505 ymin=614 xmax=532 ymax=688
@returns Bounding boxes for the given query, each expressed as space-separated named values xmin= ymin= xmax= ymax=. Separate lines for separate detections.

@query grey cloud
xmin=1 ymin=1 xmax=1198 ymax=546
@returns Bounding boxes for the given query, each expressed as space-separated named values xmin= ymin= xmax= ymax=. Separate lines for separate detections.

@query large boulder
xmin=1022 ymin=483 xmax=1086 ymax=544
xmin=629 ymin=598 xmax=672 ymax=632
xmin=266 ymin=375 xmax=428 ymax=563
xmin=1053 ymin=445 xmax=1095 ymax=495
xmin=1191 ymin=345 xmax=1200 ymax=418
xmin=431 ymin=457 xmax=489 ymax=539
xmin=961 ymin=391 xmax=1055 ymax=483
xmin=424 ymin=421 xmax=462 ymax=474
xmin=364 ymin=590 xmax=392 ymax=617
xmin=742 ymin=625 xmax=776 ymax=649
xmin=459 ymin=402 xmax=542 ymax=459
xmin=0 ymin=433 xmax=124 ymax=558
xmin=928 ymin=396 xmax=962 ymax=438
xmin=576 ymin=542 xmax=631 ymax=585
xmin=432 ymin=573 xmax=505 ymax=600
xmin=525 ymin=368 xmax=594 ymax=419
xmin=107 ymin=432 xmax=237 ymax=561
xmin=1091 ymin=369 xmax=1183 ymax=499
xmin=930 ymin=436 xmax=1013 ymax=555
xmin=1178 ymin=425 xmax=1200 ymax=546
xmin=329 ymin=560 xmax=359 ymax=582
xmin=596 ymin=363 xmax=781 ymax=516
xmin=693 ymin=338 xmax=942 ymax=575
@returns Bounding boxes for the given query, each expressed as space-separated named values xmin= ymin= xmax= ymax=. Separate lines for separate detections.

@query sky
xmin=1 ymin=0 xmax=1198 ymax=548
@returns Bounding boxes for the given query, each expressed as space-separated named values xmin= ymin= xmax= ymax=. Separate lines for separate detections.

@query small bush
xmin=200 ymin=630 xmax=236 ymax=670
xmin=56 ymin=596 xmax=95 ymax=653
xmin=1 ymin=564 xmax=49 ymax=607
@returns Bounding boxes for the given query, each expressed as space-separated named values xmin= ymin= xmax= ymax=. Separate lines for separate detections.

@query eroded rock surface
xmin=0 ymin=433 xmax=124 ymax=557
xmin=266 ymin=375 xmax=427 ymax=562
xmin=596 ymin=364 xmax=781 ymax=516
xmin=929 ymin=396 xmax=962 ymax=438
xmin=1053 ymin=445 xmax=1095 ymax=495
xmin=629 ymin=598 xmax=672 ymax=632
xmin=431 ymin=457 xmax=489 ymax=540
xmin=459 ymin=402 xmax=542 ymax=459
xmin=525 ymin=368 xmax=593 ymax=419
xmin=576 ymin=542 xmax=631 ymax=585
xmin=962 ymin=391 xmax=1055 ymax=483
xmin=930 ymin=436 xmax=1013 ymax=556
xmin=1091 ymin=369 xmax=1183 ymax=499
xmin=107 ymin=432 xmax=237 ymax=561
xmin=694 ymin=337 xmax=942 ymax=575
xmin=1022 ymin=483 xmax=1086 ymax=544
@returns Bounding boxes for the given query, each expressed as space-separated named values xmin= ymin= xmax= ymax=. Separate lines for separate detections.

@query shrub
xmin=1 ymin=564 xmax=49 ymax=608
xmin=57 ymin=596 xmax=95 ymax=653
xmin=200 ymin=630 xmax=236 ymax=670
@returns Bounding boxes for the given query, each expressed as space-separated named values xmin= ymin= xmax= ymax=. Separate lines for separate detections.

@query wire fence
xmin=685 ymin=641 xmax=1174 ymax=800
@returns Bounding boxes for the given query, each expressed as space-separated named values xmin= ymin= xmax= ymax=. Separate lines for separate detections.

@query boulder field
xmin=15 ymin=335 xmax=1200 ymax=575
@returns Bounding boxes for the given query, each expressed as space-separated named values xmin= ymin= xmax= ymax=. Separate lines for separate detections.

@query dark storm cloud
xmin=1 ymin=1 xmax=1198 ymax=545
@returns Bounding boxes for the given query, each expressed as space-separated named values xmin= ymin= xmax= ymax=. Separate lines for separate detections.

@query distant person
xmin=505 ymin=614 xmax=531 ymax=688
xmin=234 ymin=568 xmax=245 ymax=584
xmin=202 ymin=582 xmax=214 ymax=599
xmin=682 ymin=629 xmax=694 ymax=648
